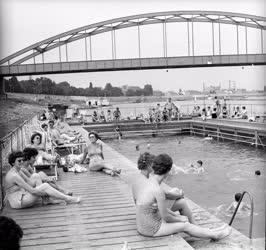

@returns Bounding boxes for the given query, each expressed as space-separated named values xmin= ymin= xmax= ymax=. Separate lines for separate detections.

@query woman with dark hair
xmin=21 ymin=147 xmax=72 ymax=196
xmin=134 ymin=152 xmax=196 ymax=225
xmin=81 ymin=131 xmax=121 ymax=176
xmin=29 ymin=132 xmax=58 ymax=164
xmin=5 ymin=151 xmax=80 ymax=209
xmin=132 ymin=153 xmax=231 ymax=239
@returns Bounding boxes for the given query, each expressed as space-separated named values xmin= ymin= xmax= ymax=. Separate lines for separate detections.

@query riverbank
xmin=7 ymin=91 xmax=266 ymax=105
xmin=0 ymin=97 xmax=44 ymax=139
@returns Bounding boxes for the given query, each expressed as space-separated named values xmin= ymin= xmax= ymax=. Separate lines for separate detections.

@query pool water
xmin=106 ymin=135 xmax=266 ymax=238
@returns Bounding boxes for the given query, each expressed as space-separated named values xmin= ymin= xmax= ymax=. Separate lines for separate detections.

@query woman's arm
xmin=20 ymin=167 xmax=31 ymax=178
xmin=19 ymin=170 xmax=32 ymax=184
xmin=155 ymin=188 xmax=187 ymax=223
xmin=161 ymin=183 xmax=184 ymax=200
xmin=13 ymin=174 xmax=46 ymax=196
xmin=80 ymin=146 xmax=89 ymax=164
xmin=99 ymin=143 xmax=104 ymax=159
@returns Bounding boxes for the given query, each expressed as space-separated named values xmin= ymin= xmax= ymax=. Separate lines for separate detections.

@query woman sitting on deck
xmin=132 ymin=152 xmax=196 ymax=224
xmin=4 ymin=151 xmax=81 ymax=209
xmin=21 ymin=147 xmax=72 ymax=196
xmin=131 ymin=153 xmax=231 ymax=239
xmin=81 ymin=131 xmax=121 ymax=176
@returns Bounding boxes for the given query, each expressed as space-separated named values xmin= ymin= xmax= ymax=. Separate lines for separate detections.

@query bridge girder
xmin=1 ymin=10 xmax=266 ymax=66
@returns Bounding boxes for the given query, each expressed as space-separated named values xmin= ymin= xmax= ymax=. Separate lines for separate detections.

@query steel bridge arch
xmin=1 ymin=10 xmax=266 ymax=66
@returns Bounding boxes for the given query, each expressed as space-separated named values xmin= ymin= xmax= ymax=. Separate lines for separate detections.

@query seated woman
xmin=29 ymin=132 xmax=59 ymax=164
xmin=81 ymin=131 xmax=121 ymax=176
xmin=132 ymin=152 xmax=196 ymax=224
xmin=21 ymin=147 xmax=72 ymax=196
xmin=4 ymin=151 xmax=80 ymax=209
xmin=131 ymin=153 xmax=231 ymax=239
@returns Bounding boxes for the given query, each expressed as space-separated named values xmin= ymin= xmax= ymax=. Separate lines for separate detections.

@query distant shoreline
xmin=6 ymin=91 xmax=265 ymax=105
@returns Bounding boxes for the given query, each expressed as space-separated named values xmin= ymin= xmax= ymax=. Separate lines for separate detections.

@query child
xmin=226 ymin=193 xmax=250 ymax=212
xmin=115 ymin=126 xmax=122 ymax=140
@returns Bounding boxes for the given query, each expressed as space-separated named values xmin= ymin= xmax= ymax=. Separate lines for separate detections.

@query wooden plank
xmin=3 ymin=125 xmax=254 ymax=250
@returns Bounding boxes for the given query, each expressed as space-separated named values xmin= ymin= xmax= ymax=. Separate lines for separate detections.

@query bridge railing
xmin=0 ymin=113 xmax=40 ymax=210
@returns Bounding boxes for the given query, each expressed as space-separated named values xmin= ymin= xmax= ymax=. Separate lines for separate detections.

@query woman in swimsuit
xmin=81 ymin=131 xmax=121 ymax=176
xmin=133 ymin=152 xmax=196 ymax=225
xmin=132 ymin=153 xmax=231 ymax=239
xmin=29 ymin=132 xmax=59 ymax=164
xmin=5 ymin=151 xmax=81 ymax=209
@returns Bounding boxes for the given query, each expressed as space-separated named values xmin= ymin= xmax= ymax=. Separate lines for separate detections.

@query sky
xmin=0 ymin=0 xmax=265 ymax=91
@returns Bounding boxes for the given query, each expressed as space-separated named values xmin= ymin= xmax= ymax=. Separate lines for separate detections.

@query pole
xmin=187 ymin=21 xmax=190 ymax=56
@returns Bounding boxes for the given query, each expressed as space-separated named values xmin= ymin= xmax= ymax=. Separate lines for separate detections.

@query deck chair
xmin=52 ymin=138 xmax=87 ymax=156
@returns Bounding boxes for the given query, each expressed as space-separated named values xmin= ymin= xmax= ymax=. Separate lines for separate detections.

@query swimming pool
xmin=105 ymin=135 xmax=265 ymax=238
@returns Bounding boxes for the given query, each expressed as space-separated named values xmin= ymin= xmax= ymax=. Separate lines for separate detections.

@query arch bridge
xmin=0 ymin=10 xmax=266 ymax=77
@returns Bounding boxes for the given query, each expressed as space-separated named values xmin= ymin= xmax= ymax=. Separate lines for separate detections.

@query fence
xmin=0 ymin=113 xmax=39 ymax=210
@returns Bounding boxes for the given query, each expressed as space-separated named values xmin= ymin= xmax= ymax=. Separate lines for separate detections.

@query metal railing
xmin=0 ymin=113 xmax=39 ymax=210
xmin=228 ymin=191 xmax=254 ymax=239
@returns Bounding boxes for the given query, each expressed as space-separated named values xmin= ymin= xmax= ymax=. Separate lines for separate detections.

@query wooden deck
xmin=1 ymin=127 xmax=262 ymax=250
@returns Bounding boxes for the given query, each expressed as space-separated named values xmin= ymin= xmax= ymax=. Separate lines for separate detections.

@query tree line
xmin=4 ymin=76 xmax=153 ymax=97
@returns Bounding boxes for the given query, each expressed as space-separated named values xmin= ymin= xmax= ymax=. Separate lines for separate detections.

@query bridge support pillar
xmin=0 ymin=77 xmax=7 ymax=99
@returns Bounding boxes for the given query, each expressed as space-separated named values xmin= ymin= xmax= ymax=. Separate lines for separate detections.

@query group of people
xmin=3 ymin=108 xmax=234 ymax=247
xmin=138 ymin=98 xmax=181 ymax=123
xmin=92 ymin=107 xmax=121 ymax=123
xmin=192 ymin=96 xmax=249 ymax=120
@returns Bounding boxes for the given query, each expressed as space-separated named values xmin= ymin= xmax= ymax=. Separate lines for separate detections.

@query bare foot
xmin=212 ymin=226 xmax=232 ymax=241
xmin=66 ymin=197 xmax=81 ymax=204
xmin=111 ymin=169 xmax=121 ymax=176
xmin=43 ymin=198 xmax=62 ymax=205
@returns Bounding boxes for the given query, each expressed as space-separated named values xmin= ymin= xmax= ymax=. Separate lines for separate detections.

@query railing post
xmin=254 ymin=131 xmax=258 ymax=148
xmin=217 ymin=127 xmax=220 ymax=141
xmin=234 ymin=129 xmax=237 ymax=143
xmin=10 ymin=133 xmax=13 ymax=152
xmin=0 ymin=142 xmax=3 ymax=210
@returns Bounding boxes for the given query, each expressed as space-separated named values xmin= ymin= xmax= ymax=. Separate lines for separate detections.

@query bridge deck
xmin=1 ymin=127 xmax=258 ymax=249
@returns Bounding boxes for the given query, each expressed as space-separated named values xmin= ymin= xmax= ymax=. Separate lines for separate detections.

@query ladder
xmin=229 ymin=191 xmax=254 ymax=239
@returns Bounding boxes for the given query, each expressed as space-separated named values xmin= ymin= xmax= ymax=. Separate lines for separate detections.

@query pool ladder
xmin=228 ymin=191 xmax=254 ymax=239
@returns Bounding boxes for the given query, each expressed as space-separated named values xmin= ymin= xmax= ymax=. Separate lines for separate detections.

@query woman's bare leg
xmin=171 ymin=198 xmax=196 ymax=224
xmin=89 ymin=161 xmax=121 ymax=176
xmin=28 ymin=173 xmax=43 ymax=187
xmin=155 ymin=221 xmax=231 ymax=240
xmin=35 ymin=183 xmax=80 ymax=203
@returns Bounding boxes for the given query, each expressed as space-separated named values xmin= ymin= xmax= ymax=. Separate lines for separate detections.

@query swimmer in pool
xmin=226 ymin=193 xmax=250 ymax=213
xmin=187 ymin=160 xmax=205 ymax=174
xmin=203 ymin=135 xmax=213 ymax=141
